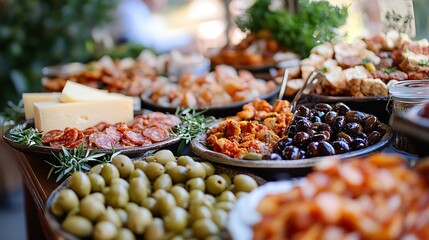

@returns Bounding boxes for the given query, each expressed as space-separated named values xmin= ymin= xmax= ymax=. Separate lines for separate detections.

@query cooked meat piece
xmin=389 ymin=70 xmax=408 ymax=81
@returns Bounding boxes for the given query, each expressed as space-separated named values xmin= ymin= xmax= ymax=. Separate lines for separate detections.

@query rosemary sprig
xmin=173 ymin=107 xmax=216 ymax=153
xmin=10 ymin=127 xmax=43 ymax=147
xmin=46 ymin=145 xmax=122 ymax=182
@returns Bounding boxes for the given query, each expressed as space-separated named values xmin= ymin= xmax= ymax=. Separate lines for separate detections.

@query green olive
xmin=110 ymin=178 xmax=130 ymax=189
xmin=192 ymin=219 xmax=219 ymax=239
xmin=141 ymin=197 xmax=157 ymax=213
xmin=164 ymin=161 xmax=177 ymax=171
xmin=66 ymin=206 xmax=80 ymax=217
xmin=235 ymin=191 xmax=248 ymax=199
xmin=189 ymin=205 xmax=212 ymax=223
xmin=154 ymin=149 xmax=175 ymax=165
xmin=93 ymin=221 xmax=117 ymax=240
xmin=129 ymin=177 xmax=149 ymax=205
xmin=69 ymin=171 xmax=91 ymax=198
xmin=202 ymin=162 xmax=215 ymax=177
xmin=233 ymin=174 xmax=257 ymax=192
xmin=189 ymin=190 xmax=205 ymax=201
xmin=143 ymin=162 xmax=165 ymax=180
xmin=186 ymin=178 xmax=206 ymax=192
xmin=174 ymin=183 xmax=186 ymax=188
xmin=205 ymin=235 xmax=223 ymax=240
xmin=89 ymin=192 xmax=105 ymax=205
xmin=144 ymin=218 xmax=165 ymax=240
xmin=98 ymin=206 xmax=122 ymax=228
xmin=167 ymin=165 xmax=187 ymax=184
xmin=111 ymin=154 xmax=134 ymax=179
xmin=205 ymin=175 xmax=227 ymax=195
xmin=219 ymin=174 xmax=231 ymax=188
xmin=186 ymin=162 xmax=206 ymax=179
xmin=80 ymin=195 xmax=105 ymax=221
xmin=163 ymin=207 xmax=188 ymax=233
xmin=127 ymin=207 xmax=153 ymax=234
xmin=88 ymin=173 xmax=105 ymax=193
xmin=145 ymin=156 xmax=156 ymax=162
xmin=177 ymin=156 xmax=195 ymax=166
xmin=181 ymin=229 xmax=193 ymax=239
xmin=216 ymin=191 xmax=236 ymax=202
xmin=133 ymin=160 xmax=147 ymax=171
xmin=204 ymin=194 xmax=217 ymax=206
xmin=101 ymin=163 xmax=120 ymax=186
xmin=128 ymin=169 xmax=150 ymax=188
xmin=114 ymin=208 xmax=128 ymax=227
xmin=125 ymin=202 xmax=140 ymax=214
xmin=212 ymin=209 xmax=228 ymax=228
xmin=153 ymin=174 xmax=173 ymax=192
xmin=170 ymin=186 xmax=190 ymax=209
xmin=61 ymin=215 xmax=93 ymax=238
xmin=227 ymin=184 xmax=235 ymax=192
xmin=155 ymin=193 xmax=176 ymax=216
xmin=56 ymin=189 xmax=79 ymax=212
xmin=215 ymin=201 xmax=234 ymax=212
xmin=114 ymin=228 xmax=135 ymax=240
xmin=152 ymin=189 xmax=167 ymax=199
xmin=90 ymin=164 xmax=104 ymax=174
xmin=106 ymin=184 xmax=129 ymax=208
xmin=51 ymin=201 xmax=65 ymax=217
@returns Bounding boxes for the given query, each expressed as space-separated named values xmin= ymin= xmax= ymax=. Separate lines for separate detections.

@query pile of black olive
xmin=270 ymin=102 xmax=385 ymax=160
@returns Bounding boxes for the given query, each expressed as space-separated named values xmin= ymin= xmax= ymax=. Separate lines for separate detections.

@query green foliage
xmin=0 ymin=0 xmax=118 ymax=109
xmin=10 ymin=127 xmax=43 ymax=147
xmin=236 ymin=0 xmax=348 ymax=57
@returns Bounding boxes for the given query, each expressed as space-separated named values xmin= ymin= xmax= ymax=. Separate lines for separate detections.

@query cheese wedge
xmin=34 ymin=99 xmax=133 ymax=132
xmin=60 ymin=81 xmax=111 ymax=102
xmin=23 ymin=92 xmax=61 ymax=119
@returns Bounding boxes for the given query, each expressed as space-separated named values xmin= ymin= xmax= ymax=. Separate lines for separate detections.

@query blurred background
xmin=0 ymin=0 xmax=428 ymax=239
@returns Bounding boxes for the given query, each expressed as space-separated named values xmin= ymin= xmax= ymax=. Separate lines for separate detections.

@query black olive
xmin=321 ymin=131 xmax=331 ymax=140
xmin=333 ymin=102 xmax=350 ymax=115
xmin=282 ymin=146 xmax=303 ymax=160
xmin=332 ymin=115 xmax=346 ymax=132
xmin=311 ymin=134 xmax=328 ymax=142
xmin=307 ymin=142 xmax=319 ymax=157
xmin=315 ymin=103 xmax=333 ymax=112
xmin=349 ymin=138 xmax=367 ymax=150
xmin=324 ymin=111 xmax=339 ymax=124
xmin=288 ymin=125 xmax=297 ymax=138
xmin=332 ymin=141 xmax=350 ymax=154
xmin=268 ymin=153 xmax=283 ymax=160
xmin=312 ymin=122 xmax=321 ymax=131
xmin=336 ymin=132 xmax=353 ymax=142
xmin=344 ymin=122 xmax=363 ymax=136
xmin=275 ymin=137 xmax=293 ymax=152
xmin=356 ymin=132 xmax=368 ymax=140
xmin=296 ymin=105 xmax=311 ymax=118
xmin=306 ymin=130 xmax=317 ymax=136
xmin=317 ymin=123 xmax=333 ymax=136
xmin=311 ymin=116 xmax=322 ymax=123
xmin=296 ymin=119 xmax=313 ymax=132
xmin=364 ymin=115 xmax=379 ymax=132
xmin=293 ymin=132 xmax=311 ymax=147
xmin=317 ymin=141 xmax=335 ymax=156
xmin=368 ymin=131 xmax=382 ymax=145
xmin=311 ymin=109 xmax=325 ymax=118
xmin=346 ymin=111 xmax=366 ymax=123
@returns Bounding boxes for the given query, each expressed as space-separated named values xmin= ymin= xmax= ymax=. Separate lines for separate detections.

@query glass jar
xmin=389 ymin=80 xmax=429 ymax=153
xmin=167 ymin=54 xmax=210 ymax=83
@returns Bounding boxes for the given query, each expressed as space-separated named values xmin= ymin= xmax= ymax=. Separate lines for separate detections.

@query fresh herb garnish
xmin=173 ymin=108 xmax=216 ymax=153
xmin=322 ymin=66 xmax=329 ymax=73
xmin=362 ymin=57 xmax=371 ymax=65
xmin=419 ymin=59 xmax=429 ymax=67
xmin=10 ymin=127 xmax=43 ymax=147
xmin=382 ymin=67 xmax=397 ymax=74
xmin=236 ymin=0 xmax=348 ymax=57
xmin=46 ymin=145 xmax=122 ymax=182
xmin=1 ymin=99 xmax=25 ymax=129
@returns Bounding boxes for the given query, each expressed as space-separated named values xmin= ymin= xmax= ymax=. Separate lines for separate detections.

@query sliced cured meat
xmin=408 ymin=71 xmax=428 ymax=80
xmin=371 ymin=71 xmax=390 ymax=81
xmin=113 ymin=122 xmax=129 ymax=133
xmin=94 ymin=122 xmax=110 ymax=132
xmin=121 ymin=136 xmax=139 ymax=147
xmin=42 ymin=130 xmax=63 ymax=144
xmin=60 ymin=127 xmax=79 ymax=146
xmin=89 ymin=132 xmax=116 ymax=149
xmin=338 ymin=56 xmax=362 ymax=69
xmin=105 ymin=126 xmax=121 ymax=142
xmin=389 ymin=70 xmax=408 ymax=81
xmin=83 ymin=127 xmax=98 ymax=136
xmin=67 ymin=131 xmax=85 ymax=148
xmin=123 ymin=130 xmax=151 ymax=145
xmin=142 ymin=126 xmax=170 ymax=142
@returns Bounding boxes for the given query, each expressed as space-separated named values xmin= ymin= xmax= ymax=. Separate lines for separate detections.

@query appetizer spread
xmin=253 ymin=153 xmax=429 ymax=239
xmin=42 ymin=112 xmax=180 ymax=149
xmin=147 ymin=65 xmax=277 ymax=108
xmin=48 ymin=151 xmax=261 ymax=239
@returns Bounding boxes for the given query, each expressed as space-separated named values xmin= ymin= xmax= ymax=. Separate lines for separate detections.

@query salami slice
xmin=142 ymin=126 xmax=170 ymax=142
xmin=89 ymin=132 xmax=116 ymax=149
xmin=50 ymin=128 xmax=79 ymax=147
xmin=67 ymin=131 xmax=85 ymax=148
xmin=42 ymin=130 xmax=64 ymax=144
xmin=113 ymin=122 xmax=129 ymax=133
xmin=83 ymin=127 xmax=98 ymax=136
xmin=123 ymin=130 xmax=151 ymax=146
xmin=94 ymin=122 xmax=110 ymax=132
xmin=105 ymin=126 xmax=121 ymax=142
xmin=121 ymin=136 xmax=139 ymax=147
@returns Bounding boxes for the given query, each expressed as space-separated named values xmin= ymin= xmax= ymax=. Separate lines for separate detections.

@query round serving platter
xmin=3 ymin=119 xmax=181 ymax=158
xmin=190 ymin=120 xmax=393 ymax=169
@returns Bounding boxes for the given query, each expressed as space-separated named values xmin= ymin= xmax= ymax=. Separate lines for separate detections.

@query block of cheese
xmin=23 ymin=92 xmax=61 ymax=119
xmin=60 ymin=81 xmax=112 ymax=102
xmin=34 ymin=99 xmax=133 ymax=132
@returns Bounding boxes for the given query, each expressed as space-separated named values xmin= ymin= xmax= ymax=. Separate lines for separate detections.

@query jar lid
xmin=389 ymin=80 xmax=429 ymax=99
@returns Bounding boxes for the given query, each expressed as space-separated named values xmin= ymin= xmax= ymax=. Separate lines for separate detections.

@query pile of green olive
xmin=49 ymin=149 xmax=259 ymax=240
